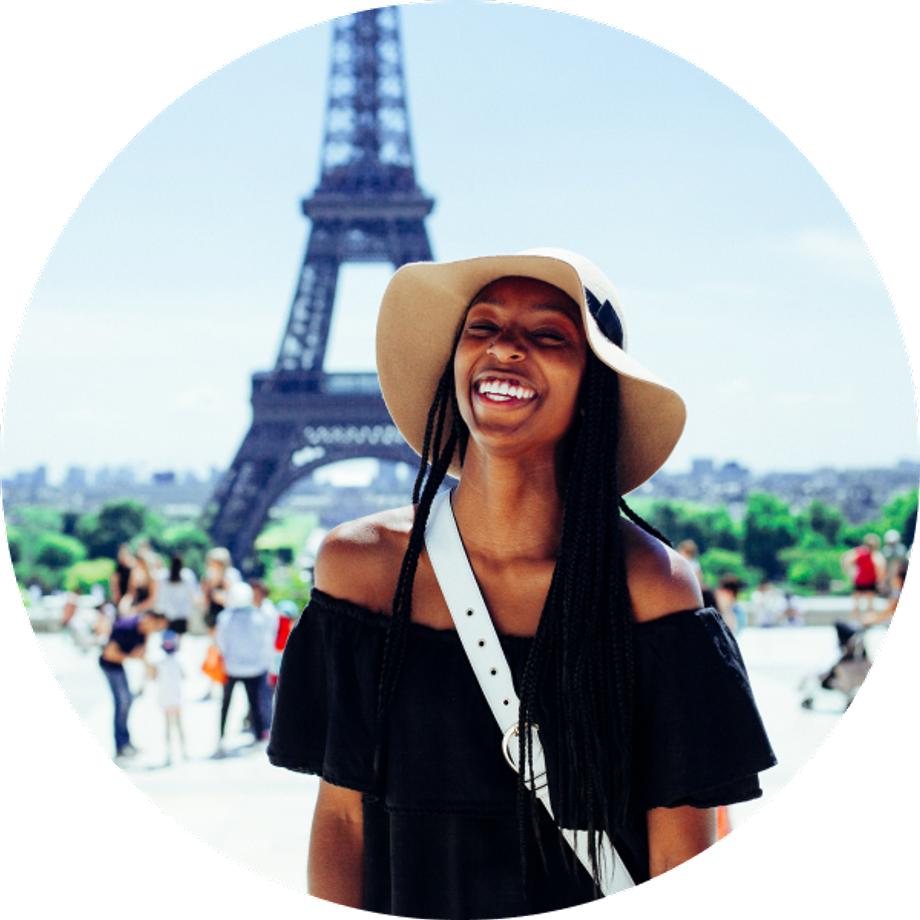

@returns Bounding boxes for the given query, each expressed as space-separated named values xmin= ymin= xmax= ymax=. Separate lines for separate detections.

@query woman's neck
xmin=450 ymin=447 xmax=565 ymax=564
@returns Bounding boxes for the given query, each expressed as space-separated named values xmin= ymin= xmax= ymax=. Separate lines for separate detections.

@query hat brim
xmin=376 ymin=252 xmax=686 ymax=494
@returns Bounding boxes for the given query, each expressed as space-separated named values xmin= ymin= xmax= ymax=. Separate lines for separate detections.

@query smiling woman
xmin=267 ymin=248 xmax=777 ymax=919
xmin=455 ymin=277 xmax=587 ymax=463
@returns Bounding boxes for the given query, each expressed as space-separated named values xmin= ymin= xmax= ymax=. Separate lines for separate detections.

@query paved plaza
xmin=34 ymin=618 xmax=889 ymax=894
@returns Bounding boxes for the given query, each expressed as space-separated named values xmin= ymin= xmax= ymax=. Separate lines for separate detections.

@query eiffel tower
xmin=204 ymin=7 xmax=432 ymax=572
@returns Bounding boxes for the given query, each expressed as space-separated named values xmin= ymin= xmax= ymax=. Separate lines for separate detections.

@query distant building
xmin=64 ymin=466 xmax=87 ymax=488
xmin=718 ymin=462 xmax=750 ymax=482
xmin=691 ymin=458 xmax=715 ymax=478
xmin=641 ymin=456 xmax=919 ymax=523
xmin=95 ymin=466 xmax=136 ymax=486
xmin=152 ymin=471 xmax=177 ymax=486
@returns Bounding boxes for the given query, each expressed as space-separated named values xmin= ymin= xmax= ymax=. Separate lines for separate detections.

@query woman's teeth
xmin=476 ymin=379 xmax=536 ymax=401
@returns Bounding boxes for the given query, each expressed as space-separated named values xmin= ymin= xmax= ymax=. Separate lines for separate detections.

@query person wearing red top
xmin=842 ymin=534 xmax=887 ymax=621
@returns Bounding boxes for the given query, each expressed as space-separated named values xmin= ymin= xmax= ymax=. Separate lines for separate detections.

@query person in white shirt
xmin=152 ymin=629 xmax=185 ymax=765
xmin=214 ymin=582 xmax=274 ymax=755
xmin=156 ymin=555 xmax=199 ymax=636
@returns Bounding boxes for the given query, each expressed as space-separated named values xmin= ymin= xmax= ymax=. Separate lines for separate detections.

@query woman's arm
xmin=100 ymin=639 xmax=128 ymax=665
xmin=647 ymin=805 xmax=716 ymax=878
xmin=308 ymin=779 xmax=365 ymax=907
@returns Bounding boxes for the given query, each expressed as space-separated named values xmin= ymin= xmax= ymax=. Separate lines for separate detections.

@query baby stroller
xmin=800 ymin=621 xmax=872 ymax=711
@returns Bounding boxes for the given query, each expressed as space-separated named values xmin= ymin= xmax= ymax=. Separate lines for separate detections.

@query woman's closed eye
xmin=531 ymin=328 xmax=570 ymax=344
xmin=465 ymin=321 xmax=570 ymax=344
xmin=465 ymin=322 xmax=502 ymax=338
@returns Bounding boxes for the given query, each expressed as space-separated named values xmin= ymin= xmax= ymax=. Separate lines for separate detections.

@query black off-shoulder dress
xmin=268 ymin=589 xmax=776 ymax=920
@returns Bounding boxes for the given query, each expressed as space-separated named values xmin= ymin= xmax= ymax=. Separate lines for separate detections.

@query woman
xmin=118 ymin=549 xmax=159 ymax=618
xmin=199 ymin=547 xmax=240 ymax=632
xmin=156 ymin=554 xmax=198 ymax=636
xmin=269 ymin=249 xmax=776 ymax=918
xmin=99 ymin=609 xmax=168 ymax=758
xmin=109 ymin=543 xmax=135 ymax=608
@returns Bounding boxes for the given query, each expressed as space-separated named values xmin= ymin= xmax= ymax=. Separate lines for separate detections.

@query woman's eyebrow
xmin=471 ymin=299 xmax=579 ymax=320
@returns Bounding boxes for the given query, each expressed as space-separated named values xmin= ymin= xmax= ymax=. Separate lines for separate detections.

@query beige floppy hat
xmin=376 ymin=248 xmax=686 ymax=494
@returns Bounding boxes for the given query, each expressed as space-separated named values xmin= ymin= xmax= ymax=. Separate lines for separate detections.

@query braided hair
xmin=374 ymin=306 xmax=668 ymax=895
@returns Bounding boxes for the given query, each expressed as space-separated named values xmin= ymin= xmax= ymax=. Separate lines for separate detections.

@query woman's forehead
xmin=470 ymin=275 xmax=582 ymax=321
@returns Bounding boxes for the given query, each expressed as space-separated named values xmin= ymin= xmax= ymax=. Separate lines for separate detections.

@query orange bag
xmin=201 ymin=644 xmax=226 ymax=684
xmin=716 ymin=804 xmax=732 ymax=840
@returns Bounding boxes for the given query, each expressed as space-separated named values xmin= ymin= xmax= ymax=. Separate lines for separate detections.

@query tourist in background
xmin=157 ymin=554 xmax=198 ymax=637
xmin=677 ymin=539 xmax=704 ymax=587
xmin=109 ymin=543 xmax=135 ymax=608
xmin=198 ymin=547 xmax=241 ymax=700
xmin=864 ymin=558 xmax=908 ymax=626
xmin=118 ymin=549 xmax=159 ymax=617
xmin=199 ymin=547 xmax=241 ymax=632
xmin=249 ymin=578 xmax=279 ymax=735
xmin=748 ymin=580 xmax=785 ymax=627
xmin=715 ymin=575 xmax=746 ymax=634
xmin=214 ymin=582 xmax=274 ymax=756
xmin=841 ymin=533 xmax=887 ymax=621
xmin=882 ymin=529 xmax=907 ymax=595
xmin=99 ymin=610 xmax=168 ymax=759
xmin=151 ymin=629 xmax=186 ymax=765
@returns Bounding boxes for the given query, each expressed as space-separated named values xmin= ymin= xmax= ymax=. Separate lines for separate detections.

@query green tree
xmin=879 ymin=489 xmax=918 ymax=547
xmin=64 ymin=558 xmax=116 ymax=594
xmin=801 ymin=500 xmax=845 ymax=546
xmin=76 ymin=500 xmax=160 ymax=559
xmin=10 ymin=508 xmax=64 ymax=563
xmin=6 ymin=525 xmax=22 ymax=565
xmin=838 ymin=490 xmax=919 ymax=550
xmin=35 ymin=533 xmax=86 ymax=569
xmin=644 ymin=501 xmax=739 ymax=553
xmin=698 ymin=547 xmax=762 ymax=589
xmin=742 ymin=493 xmax=797 ymax=579
xmin=779 ymin=530 xmax=844 ymax=593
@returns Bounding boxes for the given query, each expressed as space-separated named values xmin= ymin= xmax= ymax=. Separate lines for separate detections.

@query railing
xmin=321 ymin=373 xmax=382 ymax=395
xmin=252 ymin=372 xmax=382 ymax=396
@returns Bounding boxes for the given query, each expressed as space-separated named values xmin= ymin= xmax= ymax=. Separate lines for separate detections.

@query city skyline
xmin=1 ymin=3 xmax=918 ymax=488
xmin=5 ymin=452 xmax=920 ymax=492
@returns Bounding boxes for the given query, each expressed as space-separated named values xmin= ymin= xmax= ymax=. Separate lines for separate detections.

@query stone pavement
xmin=35 ymin=620 xmax=890 ymax=892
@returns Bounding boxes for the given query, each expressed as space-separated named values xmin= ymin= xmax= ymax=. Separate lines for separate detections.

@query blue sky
xmin=3 ymin=1 xmax=916 ymax=485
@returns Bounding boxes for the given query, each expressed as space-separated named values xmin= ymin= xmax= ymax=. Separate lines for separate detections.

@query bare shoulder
xmin=313 ymin=506 xmax=415 ymax=615
xmin=620 ymin=519 xmax=704 ymax=623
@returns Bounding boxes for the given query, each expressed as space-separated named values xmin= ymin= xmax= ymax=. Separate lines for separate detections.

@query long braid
xmin=375 ymin=324 xmax=468 ymax=787
xmin=518 ymin=351 xmax=635 ymax=892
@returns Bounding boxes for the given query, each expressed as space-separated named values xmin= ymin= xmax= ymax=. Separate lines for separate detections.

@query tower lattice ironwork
xmin=204 ymin=7 xmax=432 ymax=572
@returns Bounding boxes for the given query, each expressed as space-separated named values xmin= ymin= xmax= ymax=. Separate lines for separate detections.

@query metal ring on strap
xmin=502 ymin=723 xmax=548 ymax=791
xmin=501 ymin=723 xmax=520 ymax=772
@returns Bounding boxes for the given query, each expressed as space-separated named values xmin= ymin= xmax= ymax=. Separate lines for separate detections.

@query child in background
xmin=154 ymin=630 xmax=186 ymax=765
xmin=715 ymin=575 xmax=747 ymax=634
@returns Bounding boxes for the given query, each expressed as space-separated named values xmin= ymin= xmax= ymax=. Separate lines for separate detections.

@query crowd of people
xmin=67 ymin=521 xmax=909 ymax=765
xmin=86 ymin=542 xmax=298 ymax=763
xmin=673 ymin=527 xmax=909 ymax=639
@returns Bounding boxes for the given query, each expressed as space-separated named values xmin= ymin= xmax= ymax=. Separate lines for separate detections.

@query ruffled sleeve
xmin=633 ymin=608 xmax=777 ymax=810
xmin=267 ymin=590 xmax=384 ymax=793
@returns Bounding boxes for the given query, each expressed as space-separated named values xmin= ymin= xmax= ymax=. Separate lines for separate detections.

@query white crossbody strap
xmin=424 ymin=488 xmax=635 ymax=896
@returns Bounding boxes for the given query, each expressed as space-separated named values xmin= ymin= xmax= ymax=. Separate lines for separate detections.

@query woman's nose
xmin=487 ymin=330 xmax=525 ymax=361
